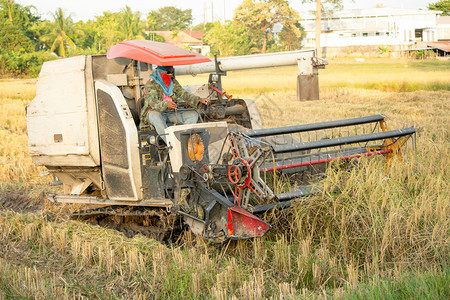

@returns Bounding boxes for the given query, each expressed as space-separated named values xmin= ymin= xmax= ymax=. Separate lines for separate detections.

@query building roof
xmin=181 ymin=30 xmax=204 ymax=40
xmin=426 ymin=41 xmax=450 ymax=52
xmin=148 ymin=31 xmax=204 ymax=46
xmin=301 ymin=7 xmax=441 ymax=20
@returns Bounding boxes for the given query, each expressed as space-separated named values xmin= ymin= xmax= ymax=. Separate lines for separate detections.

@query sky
xmin=15 ymin=0 xmax=437 ymax=25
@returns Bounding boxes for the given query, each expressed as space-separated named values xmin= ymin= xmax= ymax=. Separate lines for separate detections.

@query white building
xmin=436 ymin=16 xmax=450 ymax=41
xmin=300 ymin=8 xmax=444 ymax=48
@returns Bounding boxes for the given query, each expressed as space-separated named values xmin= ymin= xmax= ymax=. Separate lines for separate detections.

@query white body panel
xmin=95 ymin=80 xmax=143 ymax=201
xmin=27 ymin=56 xmax=99 ymax=167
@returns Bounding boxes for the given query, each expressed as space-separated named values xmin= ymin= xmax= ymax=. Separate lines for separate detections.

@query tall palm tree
xmin=1 ymin=0 xmax=36 ymax=25
xmin=3 ymin=0 xmax=14 ymax=21
xmin=119 ymin=6 xmax=144 ymax=40
xmin=93 ymin=12 xmax=123 ymax=53
xmin=50 ymin=8 xmax=75 ymax=57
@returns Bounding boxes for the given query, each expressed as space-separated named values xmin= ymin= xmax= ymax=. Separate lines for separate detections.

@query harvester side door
xmin=94 ymin=80 xmax=143 ymax=201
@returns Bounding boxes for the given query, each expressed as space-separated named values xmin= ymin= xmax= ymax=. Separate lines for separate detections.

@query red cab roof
xmin=107 ymin=40 xmax=211 ymax=66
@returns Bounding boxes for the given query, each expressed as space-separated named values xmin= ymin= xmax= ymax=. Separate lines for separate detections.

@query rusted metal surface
xmin=227 ymin=207 xmax=271 ymax=239
xmin=297 ymin=74 xmax=319 ymax=100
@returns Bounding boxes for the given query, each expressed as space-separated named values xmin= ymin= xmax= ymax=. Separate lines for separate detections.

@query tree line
xmin=0 ymin=0 xmax=305 ymax=77
xmin=2 ymin=0 xmax=445 ymax=77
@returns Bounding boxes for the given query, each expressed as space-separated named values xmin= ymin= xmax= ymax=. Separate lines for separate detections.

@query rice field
xmin=0 ymin=58 xmax=449 ymax=298
xmin=183 ymin=58 xmax=450 ymax=95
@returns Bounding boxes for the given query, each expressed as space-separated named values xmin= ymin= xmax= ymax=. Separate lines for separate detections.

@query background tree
xmin=192 ymin=22 xmax=215 ymax=32
xmin=428 ymin=0 xmax=450 ymax=16
xmin=1 ymin=0 xmax=13 ymax=21
xmin=0 ymin=0 xmax=36 ymax=25
xmin=234 ymin=0 xmax=302 ymax=53
xmin=0 ymin=1 xmax=56 ymax=76
xmin=147 ymin=6 xmax=193 ymax=30
xmin=90 ymin=12 xmax=122 ymax=53
xmin=0 ymin=19 xmax=33 ymax=53
xmin=33 ymin=20 xmax=54 ymax=51
xmin=0 ymin=0 xmax=40 ymax=49
xmin=277 ymin=21 xmax=306 ymax=51
xmin=0 ymin=1 xmax=33 ymax=53
xmin=119 ymin=6 xmax=144 ymax=40
xmin=48 ymin=8 xmax=76 ymax=57
xmin=203 ymin=21 xmax=256 ymax=56
xmin=70 ymin=20 xmax=98 ymax=55
xmin=146 ymin=32 xmax=165 ymax=42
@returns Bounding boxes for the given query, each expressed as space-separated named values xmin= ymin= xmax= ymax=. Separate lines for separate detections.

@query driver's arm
xmin=172 ymin=79 xmax=201 ymax=108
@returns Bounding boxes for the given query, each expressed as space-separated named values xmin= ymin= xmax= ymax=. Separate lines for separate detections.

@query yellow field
xmin=0 ymin=58 xmax=449 ymax=298
xmin=182 ymin=58 xmax=450 ymax=95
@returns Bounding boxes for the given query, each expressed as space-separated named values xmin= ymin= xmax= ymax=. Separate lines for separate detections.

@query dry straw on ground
xmin=0 ymin=58 xmax=449 ymax=298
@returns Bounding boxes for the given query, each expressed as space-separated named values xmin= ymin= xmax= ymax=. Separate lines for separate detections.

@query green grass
xmin=343 ymin=268 xmax=449 ymax=300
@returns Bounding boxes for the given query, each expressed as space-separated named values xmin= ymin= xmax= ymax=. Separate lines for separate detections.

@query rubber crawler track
xmin=71 ymin=206 xmax=184 ymax=243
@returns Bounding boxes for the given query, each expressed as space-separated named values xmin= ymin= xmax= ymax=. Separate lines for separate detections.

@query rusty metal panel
xmin=297 ymin=74 xmax=320 ymax=101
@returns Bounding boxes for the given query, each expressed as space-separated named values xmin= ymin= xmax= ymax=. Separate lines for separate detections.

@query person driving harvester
xmin=139 ymin=65 xmax=210 ymax=142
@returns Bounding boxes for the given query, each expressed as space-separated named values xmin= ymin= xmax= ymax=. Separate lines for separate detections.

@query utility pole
xmin=316 ymin=0 xmax=322 ymax=57
xmin=203 ymin=2 xmax=207 ymax=30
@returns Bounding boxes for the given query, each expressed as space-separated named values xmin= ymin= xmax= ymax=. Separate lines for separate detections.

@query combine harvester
xmin=27 ymin=41 xmax=415 ymax=241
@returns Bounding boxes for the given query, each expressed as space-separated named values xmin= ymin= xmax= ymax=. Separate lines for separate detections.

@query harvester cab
xmin=27 ymin=40 xmax=416 ymax=242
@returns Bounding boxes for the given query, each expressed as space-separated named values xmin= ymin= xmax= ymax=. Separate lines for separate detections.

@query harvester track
xmin=71 ymin=206 xmax=182 ymax=242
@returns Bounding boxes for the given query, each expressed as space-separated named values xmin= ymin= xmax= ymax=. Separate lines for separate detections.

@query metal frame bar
xmin=243 ymin=115 xmax=385 ymax=138
xmin=49 ymin=194 xmax=173 ymax=207
xmin=271 ymin=127 xmax=416 ymax=153
xmin=262 ymin=149 xmax=393 ymax=172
